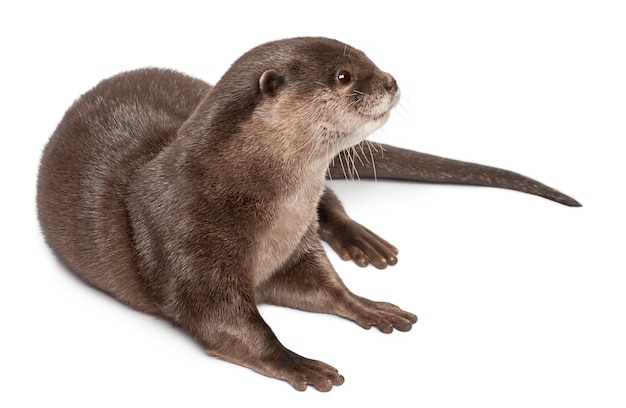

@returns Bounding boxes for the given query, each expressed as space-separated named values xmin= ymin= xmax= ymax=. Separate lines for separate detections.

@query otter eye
xmin=337 ymin=70 xmax=353 ymax=85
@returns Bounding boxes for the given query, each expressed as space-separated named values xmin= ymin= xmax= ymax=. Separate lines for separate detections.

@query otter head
xmin=191 ymin=37 xmax=399 ymax=162
xmin=285 ymin=38 xmax=400 ymax=152
xmin=255 ymin=37 xmax=400 ymax=156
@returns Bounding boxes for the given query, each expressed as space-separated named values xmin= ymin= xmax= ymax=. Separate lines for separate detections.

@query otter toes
xmin=278 ymin=351 xmax=345 ymax=391
xmin=323 ymin=221 xmax=399 ymax=269
xmin=343 ymin=296 xmax=417 ymax=333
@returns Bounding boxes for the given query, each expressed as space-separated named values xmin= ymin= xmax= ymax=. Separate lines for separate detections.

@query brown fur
xmin=37 ymin=36 xmax=579 ymax=391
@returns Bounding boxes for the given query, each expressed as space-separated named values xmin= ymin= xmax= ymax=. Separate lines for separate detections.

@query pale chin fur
xmin=346 ymin=89 xmax=401 ymax=148
xmin=350 ymin=112 xmax=389 ymax=144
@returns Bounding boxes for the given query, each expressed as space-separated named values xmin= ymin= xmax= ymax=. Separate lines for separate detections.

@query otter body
xmin=37 ymin=37 xmax=579 ymax=391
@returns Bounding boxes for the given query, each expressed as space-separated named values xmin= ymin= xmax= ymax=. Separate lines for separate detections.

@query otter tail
xmin=328 ymin=142 xmax=581 ymax=207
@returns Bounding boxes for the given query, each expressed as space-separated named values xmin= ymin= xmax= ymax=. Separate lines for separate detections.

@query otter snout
xmin=383 ymin=73 xmax=398 ymax=93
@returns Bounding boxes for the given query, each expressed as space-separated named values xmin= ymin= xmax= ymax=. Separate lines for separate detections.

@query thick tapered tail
xmin=327 ymin=142 xmax=581 ymax=207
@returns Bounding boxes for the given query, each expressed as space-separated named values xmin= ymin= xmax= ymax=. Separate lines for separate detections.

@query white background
xmin=1 ymin=1 xmax=625 ymax=407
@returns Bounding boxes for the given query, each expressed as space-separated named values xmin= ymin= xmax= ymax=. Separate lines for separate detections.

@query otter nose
xmin=383 ymin=73 xmax=398 ymax=93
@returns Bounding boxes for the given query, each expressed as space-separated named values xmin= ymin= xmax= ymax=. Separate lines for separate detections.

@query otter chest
xmin=251 ymin=185 xmax=321 ymax=285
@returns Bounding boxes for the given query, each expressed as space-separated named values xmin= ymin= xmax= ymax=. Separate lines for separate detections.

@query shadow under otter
xmin=37 ymin=37 xmax=580 ymax=392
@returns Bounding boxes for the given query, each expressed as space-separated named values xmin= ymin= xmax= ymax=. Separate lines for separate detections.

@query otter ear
xmin=259 ymin=69 xmax=285 ymax=97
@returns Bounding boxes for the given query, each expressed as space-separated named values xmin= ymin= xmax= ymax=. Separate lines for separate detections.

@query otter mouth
xmin=321 ymin=112 xmax=387 ymax=137
xmin=370 ymin=110 xmax=391 ymax=122
xmin=362 ymin=90 xmax=400 ymax=122
xmin=360 ymin=108 xmax=392 ymax=130
xmin=320 ymin=92 xmax=399 ymax=146
xmin=323 ymin=107 xmax=392 ymax=138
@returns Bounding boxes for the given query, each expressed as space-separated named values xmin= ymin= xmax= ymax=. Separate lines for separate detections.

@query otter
xmin=37 ymin=37 xmax=580 ymax=391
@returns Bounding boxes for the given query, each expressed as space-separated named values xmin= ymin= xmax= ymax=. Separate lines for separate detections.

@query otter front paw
xmin=320 ymin=220 xmax=398 ymax=269
xmin=341 ymin=295 xmax=417 ymax=333
xmin=269 ymin=349 xmax=345 ymax=391
xmin=208 ymin=337 xmax=344 ymax=391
